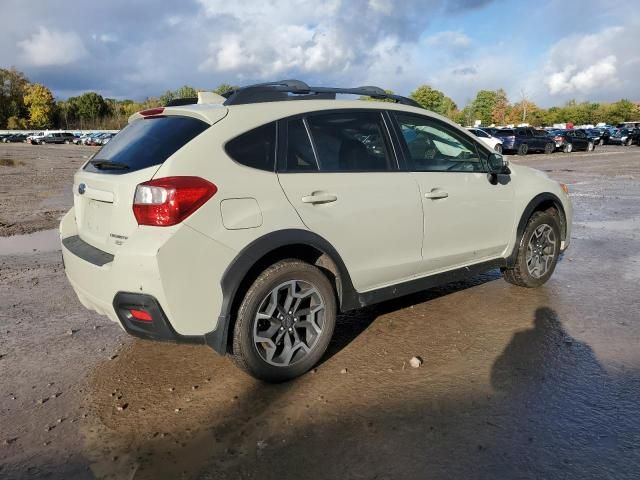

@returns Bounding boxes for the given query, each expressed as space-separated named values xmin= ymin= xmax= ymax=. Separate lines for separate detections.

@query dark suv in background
xmin=36 ymin=132 xmax=78 ymax=145
xmin=494 ymin=127 xmax=555 ymax=155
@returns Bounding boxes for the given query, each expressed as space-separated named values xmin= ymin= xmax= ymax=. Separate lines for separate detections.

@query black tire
xmin=563 ymin=142 xmax=573 ymax=153
xmin=503 ymin=211 xmax=561 ymax=288
xmin=586 ymin=141 xmax=594 ymax=152
xmin=231 ymin=259 xmax=337 ymax=382
xmin=625 ymin=138 xmax=632 ymax=147
xmin=517 ymin=143 xmax=528 ymax=156
xmin=544 ymin=143 xmax=554 ymax=154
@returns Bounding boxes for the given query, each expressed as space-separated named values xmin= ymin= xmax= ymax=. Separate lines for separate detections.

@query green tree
xmin=359 ymin=89 xmax=396 ymax=103
xmin=7 ymin=115 xmax=27 ymax=129
xmin=607 ymin=99 xmax=636 ymax=124
xmin=23 ymin=83 xmax=55 ymax=128
xmin=0 ymin=67 xmax=30 ymax=128
xmin=470 ymin=90 xmax=498 ymax=125
xmin=68 ymin=92 xmax=109 ymax=126
xmin=410 ymin=85 xmax=457 ymax=116
xmin=160 ymin=85 xmax=199 ymax=105
xmin=491 ymin=89 xmax=509 ymax=125
xmin=213 ymin=83 xmax=238 ymax=95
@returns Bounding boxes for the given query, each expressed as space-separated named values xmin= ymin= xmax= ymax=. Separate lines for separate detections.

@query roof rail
xmin=222 ymin=80 xmax=421 ymax=108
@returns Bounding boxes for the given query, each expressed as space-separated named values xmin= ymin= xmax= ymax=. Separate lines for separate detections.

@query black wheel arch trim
xmin=205 ymin=229 xmax=359 ymax=354
xmin=506 ymin=192 xmax=567 ymax=268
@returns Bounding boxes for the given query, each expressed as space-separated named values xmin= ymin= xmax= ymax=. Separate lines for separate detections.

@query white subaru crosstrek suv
xmin=61 ymin=80 xmax=572 ymax=382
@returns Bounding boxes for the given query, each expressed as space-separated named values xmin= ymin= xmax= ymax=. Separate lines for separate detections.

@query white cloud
xmin=195 ymin=0 xmax=436 ymax=80
xmin=18 ymin=27 xmax=87 ymax=66
xmin=426 ymin=30 xmax=472 ymax=49
xmin=540 ymin=24 xmax=640 ymax=102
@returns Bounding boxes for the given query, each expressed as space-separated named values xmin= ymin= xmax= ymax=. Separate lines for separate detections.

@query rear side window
xmin=84 ymin=116 xmax=209 ymax=174
xmin=306 ymin=111 xmax=394 ymax=171
xmin=286 ymin=119 xmax=318 ymax=171
xmin=225 ymin=123 xmax=276 ymax=171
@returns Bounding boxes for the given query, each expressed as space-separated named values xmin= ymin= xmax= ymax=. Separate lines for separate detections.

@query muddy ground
xmin=1 ymin=143 xmax=639 ymax=479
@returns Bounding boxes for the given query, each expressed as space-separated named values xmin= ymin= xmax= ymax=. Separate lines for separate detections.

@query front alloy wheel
xmin=503 ymin=210 xmax=561 ymax=288
xmin=525 ymin=224 xmax=557 ymax=279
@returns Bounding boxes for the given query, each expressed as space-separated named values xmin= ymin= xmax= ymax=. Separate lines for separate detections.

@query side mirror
xmin=488 ymin=153 xmax=510 ymax=175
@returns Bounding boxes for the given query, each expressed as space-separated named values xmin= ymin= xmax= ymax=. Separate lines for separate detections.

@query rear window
xmin=84 ymin=115 xmax=209 ymax=174
xmin=494 ymin=129 xmax=515 ymax=136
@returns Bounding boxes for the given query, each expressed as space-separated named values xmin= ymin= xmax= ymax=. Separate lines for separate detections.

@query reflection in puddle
xmin=0 ymin=228 xmax=60 ymax=255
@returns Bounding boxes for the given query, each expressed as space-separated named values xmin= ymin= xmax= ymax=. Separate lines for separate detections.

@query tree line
xmin=1 ymin=67 xmax=638 ymax=130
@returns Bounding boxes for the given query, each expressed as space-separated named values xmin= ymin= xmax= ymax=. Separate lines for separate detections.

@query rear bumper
xmin=113 ymin=292 xmax=204 ymax=344
xmin=60 ymin=208 xmax=237 ymax=342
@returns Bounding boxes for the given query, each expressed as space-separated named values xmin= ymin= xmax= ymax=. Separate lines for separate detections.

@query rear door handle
xmin=301 ymin=193 xmax=338 ymax=204
xmin=424 ymin=189 xmax=449 ymax=200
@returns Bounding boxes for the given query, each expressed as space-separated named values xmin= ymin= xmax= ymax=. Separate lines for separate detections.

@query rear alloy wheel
xmin=544 ymin=143 xmax=554 ymax=154
xmin=517 ymin=144 xmax=529 ymax=156
xmin=494 ymin=144 xmax=503 ymax=154
xmin=563 ymin=142 xmax=573 ymax=153
xmin=503 ymin=210 xmax=561 ymax=288
xmin=587 ymin=141 xmax=594 ymax=152
xmin=231 ymin=259 xmax=337 ymax=382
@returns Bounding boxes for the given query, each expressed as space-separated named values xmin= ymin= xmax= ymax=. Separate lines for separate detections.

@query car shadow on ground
xmin=323 ymin=270 xmax=503 ymax=363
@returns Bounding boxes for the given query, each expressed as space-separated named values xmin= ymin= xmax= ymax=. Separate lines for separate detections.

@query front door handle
xmin=424 ymin=189 xmax=449 ymax=200
xmin=301 ymin=193 xmax=338 ymax=204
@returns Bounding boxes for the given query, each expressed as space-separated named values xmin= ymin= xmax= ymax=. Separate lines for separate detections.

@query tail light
xmin=133 ymin=176 xmax=217 ymax=226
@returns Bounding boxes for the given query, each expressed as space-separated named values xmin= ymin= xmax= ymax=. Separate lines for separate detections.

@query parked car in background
xmin=494 ymin=127 xmax=555 ymax=155
xmin=98 ymin=133 xmax=116 ymax=145
xmin=601 ymin=127 xmax=619 ymax=145
xmin=586 ymin=128 xmax=603 ymax=145
xmin=38 ymin=132 xmax=78 ymax=144
xmin=550 ymin=129 xmax=595 ymax=152
xmin=466 ymin=127 xmax=503 ymax=153
xmin=86 ymin=133 xmax=111 ymax=146
xmin=607 ymin=128 xmax=639 ymax=146
xmin=26 ymin=132 xmax=45 ymax=144
xmin=2 ymin=133 xmax=28 ymax=143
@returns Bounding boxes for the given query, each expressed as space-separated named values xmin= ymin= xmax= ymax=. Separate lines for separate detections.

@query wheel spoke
xmin=253 ymin=279 xmax=326 ymax=367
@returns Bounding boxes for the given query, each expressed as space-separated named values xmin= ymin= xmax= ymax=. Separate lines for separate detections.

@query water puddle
xmin=0 ymin=228 xmax=60 ymax=255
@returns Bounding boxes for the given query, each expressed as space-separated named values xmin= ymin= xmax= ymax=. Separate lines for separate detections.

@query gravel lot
xmin=1 ymin=143 xmax=639 ymax=479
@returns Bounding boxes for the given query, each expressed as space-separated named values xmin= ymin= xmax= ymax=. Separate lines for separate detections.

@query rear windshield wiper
xmin=89 ymin=160 xmax=130 ymax=170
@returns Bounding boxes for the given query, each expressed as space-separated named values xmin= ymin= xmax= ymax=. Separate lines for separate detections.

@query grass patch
xmin=0 ymin=158 xmax=25 ymax=167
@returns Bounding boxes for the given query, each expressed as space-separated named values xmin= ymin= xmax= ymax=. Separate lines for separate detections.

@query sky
xmin=1 ymin=0 xmax=638 ymax=108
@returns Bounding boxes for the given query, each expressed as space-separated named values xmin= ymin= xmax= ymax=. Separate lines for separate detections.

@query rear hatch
xmin=72 ymin=109 xmax=224 ymax=254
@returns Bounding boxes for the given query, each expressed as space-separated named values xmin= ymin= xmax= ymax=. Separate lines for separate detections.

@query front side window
xmin=305 ymin=111 xmax=394 ymax=171
xmin=394 ymin=113 xmax=484 ymax=172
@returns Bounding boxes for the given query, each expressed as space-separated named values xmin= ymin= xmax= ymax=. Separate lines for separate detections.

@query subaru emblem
xmin=78 ymin=183 xmax=86 ymax=195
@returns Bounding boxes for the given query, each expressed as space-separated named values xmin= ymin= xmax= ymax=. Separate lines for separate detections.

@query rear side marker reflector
xmin=133 ymin=176 xmax=217 ymax=226
xmin=129 ymin=309 xmax=152 ymax=322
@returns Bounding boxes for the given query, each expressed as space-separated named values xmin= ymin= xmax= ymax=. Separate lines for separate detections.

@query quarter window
xmin=394 ymin=113 xmax=484 ymax=172
xmin=225 ymin=123 xmax=276 ymax=171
